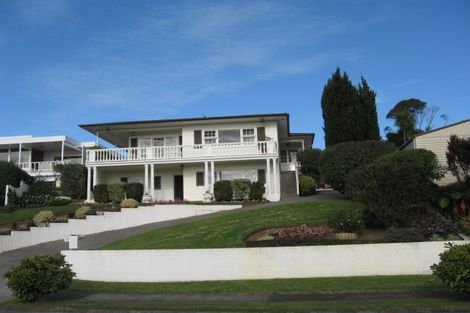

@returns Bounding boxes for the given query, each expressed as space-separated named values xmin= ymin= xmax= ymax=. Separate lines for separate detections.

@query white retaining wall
xmin=62 ymin=241 xmax=468 ymax=282
xmin=0 ymin=205 xmax=240 ymax=253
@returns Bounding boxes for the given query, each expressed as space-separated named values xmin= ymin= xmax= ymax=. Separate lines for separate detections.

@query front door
xmin=174 ymin=175 xmax=184 ymax=200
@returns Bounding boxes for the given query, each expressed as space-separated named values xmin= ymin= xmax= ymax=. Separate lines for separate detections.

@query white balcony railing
xmin=86 ymin=141 xmax=278 ymax=164
xmin=19 ymin=159 xmax=82 ymax=174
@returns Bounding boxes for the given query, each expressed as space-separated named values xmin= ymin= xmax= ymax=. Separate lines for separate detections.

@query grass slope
xmin=102 ymin=199 xmax=361 ymax=249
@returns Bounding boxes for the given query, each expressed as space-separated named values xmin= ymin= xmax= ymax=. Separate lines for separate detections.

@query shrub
xmin=249 ymin=181 xmax=265 ymax=200
xmin=126 ymin=183 xmax=144 ymax=202
xmin=328 ymin=208 xmax=364 ymax=233
xmin=32 ymin=210 xmax=55 ymax=226
xmin=431 ymin=243 xmax=470 ymax=294
xmin=0 ymin=161 xmax=32 ymax=205
xmin=346 ymin=149 xmax=444 ymax=227
xmin=107 ymin=183 xmax=126 ymax=203
xmin=384 ymin=227 xmax=425 ymax=243
xmin=446 ymin=135 xmax=470 ymax=184
xmin=232 ymin=179 xmax=251 ymax=200
xmin=120 ymin=198 xmax=139 ymax=208
xmin=27 ymin=180 xmax=58 ymax=197
xmin=416 ymin=214 xmax=458 ymax=238
xmin=299 ymin=176 xmax=316 ymax=196
xmin=297 ymin=148 xmax=322 ymax=181
xmin=54 ymin=164 xmax=87 ymax=199
xmin=320 ymin=140 xmax=396 ymax=193
xmin=214 ymin=180 xmax=233 ymax=201
xmin=48 ymin=197 xmax=72 ymax=206
xmin=93 ymin=184 xmax=109 ymax=203
xmin=4 ymin=254 xmax=75 ymax=302
xmin=272 ymin=225 xmax=330 ymax=241
xmin=74 ymin=206 xmax=91 ymax=219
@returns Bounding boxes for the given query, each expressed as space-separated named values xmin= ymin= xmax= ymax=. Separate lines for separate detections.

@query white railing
xmin=19 ymin=159 xmax=82 ymax=174
xmin=86 ymin=141 xmax=278 ymax=163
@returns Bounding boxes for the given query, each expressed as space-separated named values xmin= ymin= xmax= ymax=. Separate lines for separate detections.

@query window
xmin=204 ymin=131 xmax=217 ymax=144
xmin=218 ymin=129 xmax=240 ymax=143
xmin=221 ymin=169 xmax=257 ymax=182
xmin=165 ymin=137 xmax=178 ymax=146
xmin=139 ymin=138 xmax=152 ymax=147
xmin=242 ymin=128 xmax=255 ymax=142
xmin=154 ymin=176 xmax=161 ymax=190
xmin=280 ymin=150 xmax=288 ymax=163
xmin=257 ymin=169 xmax=266 ymax=184
xmin=281 ymin=149 xmax=298 ymax=163
xmin=153 ymin=138 xmax=164 ymax=146
xmin=120 ymin=177 xmax=128 ymax=183
xmin=196 ymin=172 xmax=204 ymax=186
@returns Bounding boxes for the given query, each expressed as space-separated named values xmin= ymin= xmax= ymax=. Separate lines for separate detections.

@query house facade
xmin=80 ymin=113 xmax=314 ymax=202
xmin=0 ymin=135 xmax=94 ymax=181
xmin=400 ymin=118 xmax=470 ymax=185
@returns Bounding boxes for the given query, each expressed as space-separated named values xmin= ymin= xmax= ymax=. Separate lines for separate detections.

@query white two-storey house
xmin=80 ymin=113 xmax=314 ymax=202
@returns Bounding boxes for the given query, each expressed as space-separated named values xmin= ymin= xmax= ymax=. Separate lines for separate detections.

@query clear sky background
xmin=0 ymin=0 xmax=469 ymax=148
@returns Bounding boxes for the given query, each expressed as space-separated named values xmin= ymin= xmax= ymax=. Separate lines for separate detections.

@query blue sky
xmin=0 ymin=0 xmax=469 ymax=148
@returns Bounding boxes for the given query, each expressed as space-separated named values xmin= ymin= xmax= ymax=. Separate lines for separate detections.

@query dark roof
xmin=400 ymin=118 xmax=470 ymax=150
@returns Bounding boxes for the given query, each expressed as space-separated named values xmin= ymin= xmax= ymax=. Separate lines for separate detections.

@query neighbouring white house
xmin=80 ymin=113 xmax=314 ymax=202
xmin=0 ymin=135 xmax=95 ymax=181
xmin=400 ymin=118 xmax=470 ymax=185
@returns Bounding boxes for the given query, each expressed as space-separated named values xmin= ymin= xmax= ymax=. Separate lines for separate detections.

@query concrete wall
xmin=0 ymin=204 xmax=240 ymax=253
xmin=62 ymin=240 xmax=468 ymax=282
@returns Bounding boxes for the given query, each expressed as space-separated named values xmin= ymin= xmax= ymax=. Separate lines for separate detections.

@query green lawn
xmin=71 ymin=275 xmax=446 ymax=295
xmin=0 ymin=203 xmax=108 ymax=226
xmin=102 ymin=199 xmax=361 ymax=249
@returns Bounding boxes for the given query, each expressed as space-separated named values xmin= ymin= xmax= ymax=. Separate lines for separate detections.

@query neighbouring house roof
xmin=79 ymin=113 xmax=314 ymax=148
xmin=0 ymin=135 xmax=84 ymax=150
xmin=400 ymin=118 xmax=470 ymax=150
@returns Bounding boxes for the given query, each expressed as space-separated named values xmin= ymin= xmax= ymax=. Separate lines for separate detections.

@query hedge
xmin=214 ymin=180 xmax=233 ymax=201
xmin=126 ymin=183 xmax=144 ymax=202
xmin=93 ymin=184 xmax=109 ymax=203
xmin=54 ymin=163 xmax=87 ymax=199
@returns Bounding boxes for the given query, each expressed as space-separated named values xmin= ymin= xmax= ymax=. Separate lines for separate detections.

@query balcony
xmin=86 ymin=141 xmax=278 ymax=164
xmin=19 ymin=159 xmax=82 ymax=175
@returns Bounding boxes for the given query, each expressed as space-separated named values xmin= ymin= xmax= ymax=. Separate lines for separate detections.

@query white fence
xmin=0 ymin=205 xmax=241 ymax=253
xmin=62 ymin=240 xmax=468 ymax=282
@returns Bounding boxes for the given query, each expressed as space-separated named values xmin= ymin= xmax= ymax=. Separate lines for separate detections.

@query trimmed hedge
xmin=54 ymin=163 xmax=87 ymax=199
xmin=346 ymin=149 xmax=444 ymax=227
xmin=93 ymin=184 xmax=109 ymax=203
xmin=299 ymin=176 xmax=316 ymax=196
xmin=214 ymin=180 xmax=233 ymax=201
xmin=121 ymin=198 xmax=139 ymax=208
xmin=107 ymin=183 xmax=126 ymax=203
xmin=126 ymin=183 xmax=144 ymax=203
xmin=249 ymin=181 xmax=265 ymax=200
xmin=320 ymin=140 xmax=396 ymax=193
xmin=232 ymin=179 xmax=251 ymax=200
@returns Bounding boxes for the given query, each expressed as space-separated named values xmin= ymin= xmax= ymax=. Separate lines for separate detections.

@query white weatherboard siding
xmin=0 ymin=205 xmax=240 ymax=253
xmin=62 ymin=241 xmax=468 ymax=282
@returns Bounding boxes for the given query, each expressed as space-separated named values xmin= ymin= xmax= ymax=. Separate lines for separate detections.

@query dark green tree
xmin=296 ymin=148 xmax=321 ymax=181
xmin=358 ymin=77 xmax=381 ymax=140
xmin=321 ymin=68 xmax=361 ymax=146
xmin=385 ymin=98 xmax=426 ymax=146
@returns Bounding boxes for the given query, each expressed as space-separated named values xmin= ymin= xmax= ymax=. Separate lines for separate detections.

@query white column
xmin=93 ymin=166 xmax=97 ymax=188
xmin=210 ymin=161 xmax=215 ymax=192
xmin=86 ymin=167 xmax=92 ymax=201
xmin=18 ymin=143 xmax=22 ymax=165
xmin=266 ymin=158 xmax=271 ymax=195
xmin=144 ymin=164 xmax=149 ymax=194
xmin=295 ymin=167 xmax=300 ymax=195
xmin=61 ymin=140 xmax=65 ymax=162
xmin=204 ymin=161 xmax=209 ymax=191
xmin=7 ymin=148 xmax=11 ymax=162
xmin=273 ymin=158 xmax=279 ymax=195
xmin=150 ymin=164 xmax=155 ymax=200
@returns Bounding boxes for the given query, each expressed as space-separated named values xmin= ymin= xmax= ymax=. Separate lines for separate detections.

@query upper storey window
xmin=204 ymin=131 xmax=217 ymax=144
xmin=242 ymin=128 xmax=255 ymax=142
xmin=219 ymin=129 xmax=241 ymax=143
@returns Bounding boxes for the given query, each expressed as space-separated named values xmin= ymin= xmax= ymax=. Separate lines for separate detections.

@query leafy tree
xmin=358 ymin=77 xmax=381 ymax=140
xmin=0 ymin=161 xmax=32 ymax=205
xmin=446 ymin=135 xmax=470 ymax=183
xmin=385 ymin=98 xmax=426 ymax=146
xmin=54 ymin=163 xmax=87 ymax=199
xmin=296 ymin=148 xmax=321 ymax=181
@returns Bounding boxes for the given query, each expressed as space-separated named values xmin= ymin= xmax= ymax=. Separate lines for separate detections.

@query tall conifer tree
xmin=358 ymin=77 xmax=380 ymax=140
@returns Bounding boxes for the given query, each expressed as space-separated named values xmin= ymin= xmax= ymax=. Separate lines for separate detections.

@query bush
xmin=320 ymin=140 xmax=396 ymax=193
xmin=54 ymin=164 xmax=87 ymax=199
xmin=107 ymin=183 xmax=126 ymax=203
xmin=120 ymin=198 xmax=139 ymax=208
xmin=28 ymin=180 xmax=58 ymax=197
xmin=232 ymin=179 xmax=251 ymax=200
xmin=384 ymin=227 xmax=425 ymax=243
xmin=416 ymin=214 xmax=458 ymax=238
xmin=15 ymin=179 xmax=59 ymax=207
xmin=328 ymin=208 xmax=364 ymax=233
xmin=93 ymin=184 xmax=109 ymax=203
xmin=299 ymin=176 xmax=316 ymax=196
xmin=272 ymin=225 xmax=330 ymax=241
xmin=346 ymin=149 xmax=444 ymax=227
xmin=48 ymin=197 xmax=72 ymax=206
xmin=214 ymin=180 xmax=233 ymax=201
xmin=297 ymin=148 xmax=322 ymax=181
xmin=249 ymin=181 xmax=265 ymax=200
xmin=74 ymin=206 xmax=91 ymax=219
xmin=0 ymin=161 xmax=32 ymax=205
xmin=431 ymin=243 xmax=470 ymax=294
xmin=126 ymin=183 xmax=144 ymax=203
xmin=4 ymin=254 xmax=75 ymax=302
xmin=32 ymin=210 xmax=55 ymax=226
